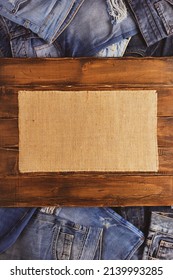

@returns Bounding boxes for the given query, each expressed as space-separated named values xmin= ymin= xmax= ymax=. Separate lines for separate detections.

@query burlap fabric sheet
xmin=18 ymin=90 xmax=158 ymax=172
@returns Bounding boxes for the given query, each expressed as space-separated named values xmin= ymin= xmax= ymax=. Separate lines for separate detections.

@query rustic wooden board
xmin=1 ymin=57 xmax=173 ymax=206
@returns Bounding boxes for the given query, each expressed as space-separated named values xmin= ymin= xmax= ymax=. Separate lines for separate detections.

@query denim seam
xmin=10 ymin=0 xmax=28 ymax=14
xmin=0 ymin=8 xmax=40 ymax=35
xmin=39 ymin=1 xmax=75 ymax=35
xmin=47 ymin=0 xmax=85 ymax=44
xmin=1 ymin=16 xmax=11 ymax=39
xmin=96 ymin=228 xmax=103 ymax=260
xmin=104 ymin=208 xmax=144 ymax=238
xmin=51 ymin=225 xmax=61 ymax=260
xmin=81 ymin=227 xmax=103 ymax=260
xmin=60 ymin=233 xmax=74 ymax=260
xmin=125 ymin=48 xmax=145 ymax=57
xmin=127 ymin=236 xmax=145 ymax=260
xmin=128 ymin=0 xmax=162 ymax=46
xmin=77 ymin=227 xmax=89 ymax=260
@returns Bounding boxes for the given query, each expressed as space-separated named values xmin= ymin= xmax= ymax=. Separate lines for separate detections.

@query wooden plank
xmin=158 ymin=117 xmax=173 ymax=147
xmin=1 ymin=58 xmax=173 ymax=87
xmin=0 ymin=119 xmax=18 ymax=147
xmin=158 ymin=88 xmax=173 ymax=116
xmin=0 ymin=175 xmax=172 ymax=207
xmin=0 ymin=149 xmax=18 ymax=175
xmin=0 ymin=87 xmax=18 ymax=118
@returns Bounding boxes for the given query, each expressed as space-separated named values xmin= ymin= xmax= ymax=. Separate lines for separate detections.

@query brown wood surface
xmin=1 ymin=57 xmax=173 ymax=206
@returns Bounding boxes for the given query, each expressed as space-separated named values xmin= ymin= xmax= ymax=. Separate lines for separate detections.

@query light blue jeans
xmin=142 ymin=212 xmax=173 ymax=260
xmin=0 ymin=208 xmax=144 ymax=260
xmin=0 ymin=0 xmax=138 ymax=56
xmin=0 ymin=0 xmax=85 ymax=43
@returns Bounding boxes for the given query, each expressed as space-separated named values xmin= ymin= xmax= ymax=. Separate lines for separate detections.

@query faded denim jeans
xmin=0 ymin=0 xmax=138 ymax=57
xmin=0 ymin=208 xmax=144 ymax=260
xmin=142 ymin=212 xmax=173 ymax=260
xmin=0 ymin=0 xmax=85 ymax=43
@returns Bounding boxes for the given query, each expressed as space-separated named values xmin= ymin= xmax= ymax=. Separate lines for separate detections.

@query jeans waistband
xmin=38 ymin=209 xmax=102 ymax=233
xmin=40 ymin=207 xmax=144 ymax=238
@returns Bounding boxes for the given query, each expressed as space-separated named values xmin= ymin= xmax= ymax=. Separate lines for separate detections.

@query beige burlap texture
xmin=18 ymin=90 xmax=158 ymax=172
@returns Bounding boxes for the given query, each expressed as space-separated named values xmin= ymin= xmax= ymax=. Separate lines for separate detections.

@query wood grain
xmin=1 ymin=57 xmax=173 ymax=206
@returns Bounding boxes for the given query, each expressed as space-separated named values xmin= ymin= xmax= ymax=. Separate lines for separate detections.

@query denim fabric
xmin=52 ymin=207 xmax=144 ymax=260
xmin=0 ymin=208 xmax=37 ymax=254
xmin=96 ymin=38 xmax=131 ymax=57
xmin=115 ymin=206 xmax=173 ymax=235
xmin=0 ymin=208 xmax=144 ymax=260
xmin=0 ymin=15 xmax=12 ymax=57
xmin=0 ymin=16 xmax=61 ymax=58
xmin=114 ymin=206 xmax=173 ymax=259
xmin=1 ymin=15 xmax=133 ymax=58
xmin=127 ymin=0 xmax=173 ymax=47
xmin=142 ymin=212 xmax=173 ymax=260
xmin=0 ymin=0 xmax=138 ymax=57
xmin=53 ymin=0 xmax=137 ymax=57
xmin=124 ymin=33 xmax=173 ymax=57
xmin=0 ymin=212 xmax=103 ymax=260
xmin=0 ymin=0 xmax=85 ymax=44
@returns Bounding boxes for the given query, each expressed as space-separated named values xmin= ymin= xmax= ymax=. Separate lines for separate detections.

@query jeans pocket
xmin=34 ymin=43 xmax=61 ymax=58
xmin=146 ymin=232 xmax=173 ymax=260
xmin=154 ymin=0 xmax=173 ymax=35
xmin=53 ymin=229 xmax=74 ymax=260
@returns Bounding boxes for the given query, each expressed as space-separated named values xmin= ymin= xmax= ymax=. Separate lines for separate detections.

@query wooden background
xmin=0 ymin=57 xmax=173 ymax=207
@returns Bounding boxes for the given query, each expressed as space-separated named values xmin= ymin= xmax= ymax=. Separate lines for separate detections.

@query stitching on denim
xmin=39 ymin=1 xmax=76 ymax=38
xmin=49 ymin=0 xmax=85 ymax=44
xmin=77 ymin=226 xmax=89 ymax=259
xmin=126 ymin=235 xmax=144 ymax=260
xmin=155 ymin=2 xmax=173 ymax=35
xmin=51 ymin=225 xmax=60 ymax=260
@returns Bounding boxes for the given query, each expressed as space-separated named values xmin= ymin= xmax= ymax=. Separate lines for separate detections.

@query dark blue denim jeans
xmin=0 ymin=208 xmax=37 ymax=253
xmin=0 ymin=208 xmax=144 ymax=260
xmin=124 ymin=33 xmax=173 ymax=57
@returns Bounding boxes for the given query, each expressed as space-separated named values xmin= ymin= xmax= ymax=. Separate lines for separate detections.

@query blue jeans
xmin=0 ymin=0 xmax=85 ymax=43
xmin=0 ymin=208 xmax=144 ymax=260
xmin=127 ymin=0 xmax=173 ymax=46
xmin=114 ymin=206 xmax=173 ymax=259
xmin=0 ymin=0 xmax=138 ymax=57
xmin=142 ymin=212 xmax=173 ymax=260
xmin=0 ymin=208 xmax=37 ymax=253
xmin=124 ymin=33 xmax=173 ymax=57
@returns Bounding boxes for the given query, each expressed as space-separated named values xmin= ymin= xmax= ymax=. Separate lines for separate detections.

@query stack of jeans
xmin=0 ymin=0 xmax=173 ymax=260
